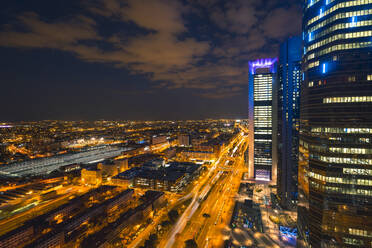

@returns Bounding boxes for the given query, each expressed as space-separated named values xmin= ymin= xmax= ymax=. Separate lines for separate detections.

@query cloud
xmin=90 ymin=0 xmax=212 ymax=87
xmin=261 ymin=5 xmax=302 ymax=39
xmin=0 ymin=0 xmax=210 ymax=88
xmin=89 ymin=0 xmax=187 ymax=34
xmin=197 ymin=86 xmax=244 ymax=99
xmin=207 ymin=0 xmax=301 ymax=38
xmin=0 ymin=12 xmax=100 ymax=49
xmin=0 ymin=0 xmax=301 ymax=99
xmin=211 ymin=1 xmax=257 ymax=34
xmin=121 ymin=0 xmax=187 ymax=34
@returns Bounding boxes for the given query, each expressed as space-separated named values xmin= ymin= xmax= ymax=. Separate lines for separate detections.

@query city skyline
xmin=0 ymin=1 xmax=371 ymax=248
xmin=0 ymin=0 xmax=301 ymax=121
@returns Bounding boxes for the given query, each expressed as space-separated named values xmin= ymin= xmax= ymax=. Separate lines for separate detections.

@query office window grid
xmin=309 ymin=172 xmax=372 ymax=187
xmin=307 ymin=41 xmax=372 ymax=60
xmin=307 ymin=0 xmax=372 ymax=26
xmin=307 ymin=0 xmax=336 ymax=9
xmin=317 ymin=155 xmax=372 ymax=165
xmin=310 ymin=19 xmax=372 ymax=42
xmin=307 ymin=8 xmax=372 ymax=34
xmin=311 ymin=127 xmax=372 ymax=133
xmin=323 ymin=96 xmax=372 ymax=103
xmin=254 ymin=74 xmax=272 ymax=101
xmin=307 ymin=30 xmax=372 ymax=53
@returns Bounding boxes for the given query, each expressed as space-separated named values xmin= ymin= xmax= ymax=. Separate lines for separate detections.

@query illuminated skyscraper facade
xmin=248 ymin=58 xmax=278 ymax=182
xmin=277 ymin=36 xmax=302 ymax=209
xmin=299 ymin=0 xmax=372 ymax=247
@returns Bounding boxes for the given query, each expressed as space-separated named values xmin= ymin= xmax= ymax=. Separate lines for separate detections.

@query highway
xmin=167 ymin=126 xmax=292 ymax=248
xmin=127 ymin=198 xmax=170 ymax=248
xmin=161 ymin=161 xmax=224 ymax=248
xmin=177 ymin=134 xmax=248 ymax=248
xmin=160 ymin=131 xmax=248 ymax=248
xmin=128 ymin=133 xmax=243 ymax=248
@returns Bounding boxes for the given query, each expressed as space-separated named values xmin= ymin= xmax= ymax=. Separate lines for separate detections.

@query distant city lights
xmin=0 ymin=125 xmax=12 ymax=128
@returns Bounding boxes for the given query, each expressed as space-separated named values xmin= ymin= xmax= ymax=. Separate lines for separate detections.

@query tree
xmin=185 ymin=239 xmax=198 ymax=248
xmin=168 ymin=209 xmax=179 ymax=223
xmin=202 ymin=213 xmax=211 ymax=218
xmin=143 ymin=234 xmax=158 ymax=248
xmin=161 ymin=220 xmax=171 ymax=227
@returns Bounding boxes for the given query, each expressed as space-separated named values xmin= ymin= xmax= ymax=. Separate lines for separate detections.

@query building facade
xmin=152 ymin=135 xmax=167 ymax=145
xmin=277 ymin=36 xmax=302 ymax=209
xmin=178 ymin=135 xmax=190 ymax=147
xmin=299 ymin=0 xmax=372 ymax=247
xmin=81 ymin=169 xmax=102 ymax=185
xmin=248 ymin=58 xmax=278 ymax=182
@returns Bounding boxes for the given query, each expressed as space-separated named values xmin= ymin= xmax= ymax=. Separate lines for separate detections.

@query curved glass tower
xmin=299 ymin=0 xmax=372 ymax=247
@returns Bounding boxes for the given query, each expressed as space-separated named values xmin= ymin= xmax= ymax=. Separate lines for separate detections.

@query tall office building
xmin=248 ymin=58 xmax=278 ymax=182
xmin=277 ymin=36 xmax=302 ymax=209
xmin=299 ymin=0 xmax=372 ymax=247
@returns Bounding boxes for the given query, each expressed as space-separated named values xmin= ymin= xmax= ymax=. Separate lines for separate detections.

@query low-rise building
xmin=97 ymin=159 xmax=128 ymax=178
xmin=81 ymin=168 xmax=102 ymax=185
xmin=81 ymin=191 xmax=165 ymax=248
xmin=151 ymin=135 xmax=167 ymax=145
xmin=105 ymin=189 xmax=134 ymax=214
xmin=134 ymin=170 xmax=184 ymax=192
xmin=163 ymin=148 xmax=176 ymax=160
xmin=179 ymin=150 xmax=215 ymax=162
xmin=0 ymin=225 xmax=34 ymax=248
xmin=178 ymin=135 xmax=190 ymax=147
xmin=112 ymin=162 xmax=201 ymax=192
xmin=114 ymin=158 xmax=128 ymax=173
xmin=111 ymin=167 xmax=140 ymax=187
xmin=45 ymin=200 xmax=81 ymax=224
xmin=142 ymin=158 xmax=164 ymax=170
xmin=143 ymin=190 xmax=166 ymax=210
xmin=24 ymin=230 xmax=64 ymax=248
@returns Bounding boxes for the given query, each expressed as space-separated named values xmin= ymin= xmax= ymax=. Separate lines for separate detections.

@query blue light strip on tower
xmin=248 ymin=58 xmax=277 ymax=74
xmin=351 ymin=16 xmax=356 ymax=27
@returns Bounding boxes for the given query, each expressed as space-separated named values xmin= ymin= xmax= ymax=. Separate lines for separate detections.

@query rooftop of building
xmin=113 ymin=162 xmax=200 ymax=182
xmin=0 ymin=222 xmax=33 ymax=242
xmin=24 ymin=230 xmax=64 ymax=248
xmin=136 ymin=168 xmax=184 ymax=182
xmin=183 ymin=150 xmax=214 ymax=154
xmin=167 ymin=162 xmax=201 ymax=174
xmin=81 ymin=191 xmax=163 ymax=247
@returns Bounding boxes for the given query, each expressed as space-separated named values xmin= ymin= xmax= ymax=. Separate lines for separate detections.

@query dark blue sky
xmin=0 ymin=0 xmax=301 ymax=121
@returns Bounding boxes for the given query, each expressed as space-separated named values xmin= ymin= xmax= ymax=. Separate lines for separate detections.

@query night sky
xmin=0 ymin=0 xmax=301 ymax=121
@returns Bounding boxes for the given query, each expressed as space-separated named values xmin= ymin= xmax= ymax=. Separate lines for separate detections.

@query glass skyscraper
xmin=299 ymin=0 xmax=372 ymax=247
xmin=277 ymin=36 xmax=302 ymax=209
xmin=248 ymin=58 xmax=278 ymax=182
